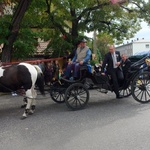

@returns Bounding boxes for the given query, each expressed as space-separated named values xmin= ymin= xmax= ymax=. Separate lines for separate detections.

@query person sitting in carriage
xmin=64 ymin=39 xmax=92 ymax=80
xmin=120 ymin=54 xmax=131 ymax=79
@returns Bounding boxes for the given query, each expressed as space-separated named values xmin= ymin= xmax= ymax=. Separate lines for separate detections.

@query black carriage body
xmin=49 ymin=56 xmax=150 ymax=110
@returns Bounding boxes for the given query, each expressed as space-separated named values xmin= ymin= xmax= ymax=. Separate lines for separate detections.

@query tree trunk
xmin=71 ymin=20 xmax=79 ymax=45
xmin=1 ymin=0 xmax=32 ymax=62
xmin=69 ymin=7 xmax=79 ymax=46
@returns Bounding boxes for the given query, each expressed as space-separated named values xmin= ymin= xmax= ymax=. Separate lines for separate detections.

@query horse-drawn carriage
xmin=50 ymin=55 xmax=150 ymax=110
xmin=1 ymin=56 xmax=150 ymax=119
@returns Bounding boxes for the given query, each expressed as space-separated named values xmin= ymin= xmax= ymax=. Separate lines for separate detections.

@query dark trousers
xmin=65 ymin=62 xmax=80 ymax=78
xmin=108 ymin=68 xmax=120 ymax=97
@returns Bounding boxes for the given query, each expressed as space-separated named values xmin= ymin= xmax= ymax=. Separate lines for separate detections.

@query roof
xmin=116 ymin=40 xmax=150 ymax=48
xmin=133 ymin=40 xmax=150 ymax=43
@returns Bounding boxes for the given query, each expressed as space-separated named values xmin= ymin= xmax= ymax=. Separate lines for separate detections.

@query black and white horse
xmin=0 ymin=62 xmax=45 ymax=119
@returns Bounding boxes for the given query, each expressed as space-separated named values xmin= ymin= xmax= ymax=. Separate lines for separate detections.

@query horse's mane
xmin=33 ymin=65 xmax=43 ymax=74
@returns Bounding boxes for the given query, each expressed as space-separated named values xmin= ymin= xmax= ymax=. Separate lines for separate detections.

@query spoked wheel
xmin=119 ymin=85 xmax=131 ymax=97
xmin=50 ymin=81 xmax=65 ymax=103
xmin=131 ymin=71 xmax=150 ymax=103
xmin=65 ymin=83 xmax=89 ymax=110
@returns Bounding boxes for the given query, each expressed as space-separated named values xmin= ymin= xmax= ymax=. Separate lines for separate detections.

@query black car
xmin=129 ymin=51 xmax=150 ymax=63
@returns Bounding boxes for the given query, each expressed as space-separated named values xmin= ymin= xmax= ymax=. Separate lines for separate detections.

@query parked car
xmin=129 ymin=50 xmax=150 ymax=63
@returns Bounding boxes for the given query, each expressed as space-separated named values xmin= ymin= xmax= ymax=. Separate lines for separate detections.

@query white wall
xmin=116 ymin=43 xmax=133 ymax=56
xmin=116 ymin=40 xmax=150 ymax=56
xmin=133 ymin=42 xmax=150 ymax=54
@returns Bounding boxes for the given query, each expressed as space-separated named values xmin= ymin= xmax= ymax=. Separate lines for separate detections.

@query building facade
xmin=116 ymin=39 xmax=150 ymax=56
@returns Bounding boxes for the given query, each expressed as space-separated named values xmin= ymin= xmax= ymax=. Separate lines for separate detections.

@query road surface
xmin=0 ymin=90 xmax=150 ymax=150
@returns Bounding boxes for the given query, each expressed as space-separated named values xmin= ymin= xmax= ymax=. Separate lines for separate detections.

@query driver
xmin=64 ymin=39 xmax=91 ymax=80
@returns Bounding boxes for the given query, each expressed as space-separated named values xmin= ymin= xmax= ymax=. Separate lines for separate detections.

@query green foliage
xmin=90 ymin=59 xmax=99 ymax=66
xmin=96 ymin=48 xmax=102 ymax=62
xmin=46 ymin=0 xmax=148 ymax=44
xmin=96 ymin=32 xmax=113 ymax=59
xmin=45 ymin=30 xmax=73 ymax=57
xmin=0 ymin=0 xmax=50 ymax=59
xmin=138 ymin=0 xmax=150 ymax=25
xmin=0 ymin=15 xmax=11 ymax=44
xmin=1 ymin=0 xmax=150 ymax=60
xmin=13 ymin=28 xmax=38 ymax=59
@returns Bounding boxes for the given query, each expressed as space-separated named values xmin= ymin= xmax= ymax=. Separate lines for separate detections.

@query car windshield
xmin=129 ymin=50 xmax=150 ymax=63
xmin=134 ymin=50 xmax=150 ymax=56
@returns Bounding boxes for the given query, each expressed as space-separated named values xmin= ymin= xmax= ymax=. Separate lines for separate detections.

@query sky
xmin=126 ymin=21 xmax=150 ymax=42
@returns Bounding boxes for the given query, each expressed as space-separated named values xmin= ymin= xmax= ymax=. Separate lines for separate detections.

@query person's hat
xmin=76 ymin=41 xmax=81 ymax=46
xmin=80 ymin=39 xmax=87 ymax=43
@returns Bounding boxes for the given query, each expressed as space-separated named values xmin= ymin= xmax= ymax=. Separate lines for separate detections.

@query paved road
xmin=0 ymin=90 xmax=150 ymax=150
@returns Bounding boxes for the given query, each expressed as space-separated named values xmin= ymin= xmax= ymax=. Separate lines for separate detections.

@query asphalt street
xmin=0 ymin=90 xmax=150 ymax=150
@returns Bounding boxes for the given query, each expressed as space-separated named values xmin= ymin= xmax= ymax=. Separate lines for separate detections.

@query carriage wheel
xmin=50 ymin=81 xmax=65 ymax=103
xmin=119 ymin=85 xmax=131 ymax=97
xmin=65 ymin=83 xmax=89 ymax=110
xmin=131 ymin=71 xmax=150 ymax=103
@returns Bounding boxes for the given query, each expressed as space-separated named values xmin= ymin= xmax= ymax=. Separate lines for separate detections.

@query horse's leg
xmin=29 ymin=88 xmax=37 ymax=115
xmin=21 ymin=97 xmax=27 ymax=108
xmin=21 ymin=89 xmax=33 ymax=119
xmin=29 ymin=98 xmax=36 ymax=115
xmin=20 ymin=89 xmax=27 ymax=108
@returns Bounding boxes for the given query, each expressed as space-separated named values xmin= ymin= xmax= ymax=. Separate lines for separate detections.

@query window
xmin=146 ymin=44 xmax=149 ymax=48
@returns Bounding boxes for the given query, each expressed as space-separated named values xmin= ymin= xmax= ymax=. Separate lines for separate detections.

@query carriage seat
xmin=61 ymin=64 xmax=92 ymax=82
xmin=80 ymin=64 xmax=92 ymax=73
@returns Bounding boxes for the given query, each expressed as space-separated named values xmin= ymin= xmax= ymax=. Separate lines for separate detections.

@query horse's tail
xmin=34 ymin=65 xmax=45 ymax=95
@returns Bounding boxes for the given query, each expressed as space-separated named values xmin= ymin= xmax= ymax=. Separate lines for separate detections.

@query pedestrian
xmin=44 ymin=61 xmax=53 ymax=85
xmin=37 ymin=60 xmax=45 ymax=73
xmin=54 ymin=60 xmax=60 ymax=80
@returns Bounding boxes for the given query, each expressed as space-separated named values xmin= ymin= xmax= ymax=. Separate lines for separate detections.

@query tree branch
xmin=45 ymin=0 xmax=68 ymax=35
xmin=120 ymin=5 xmax=134 ymax=13
xmin=77 ymin=2 xmax=109 ymax=21
xmin=131 ymin=1 xmax=146 ymax=12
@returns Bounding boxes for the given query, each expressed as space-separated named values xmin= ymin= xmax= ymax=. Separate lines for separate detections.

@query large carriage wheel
xmin=131 ymin=71 xmax=150 ymax=103
xmin=119 ymin=85 xmax=131 ymax=97
xmin=50 ymin=81 xmax=65 ymax=103
xmin=65 ymin=83 xmax=89 ymax=110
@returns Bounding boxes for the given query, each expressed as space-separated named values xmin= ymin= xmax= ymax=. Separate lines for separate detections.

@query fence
xmin=2 ymin=57 xmax=64 ymax=68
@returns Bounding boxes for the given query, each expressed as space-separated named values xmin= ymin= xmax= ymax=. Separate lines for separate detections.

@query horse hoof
xmin=20 ymin=116 xmax=27 ymax=120
xmin=21 ymin=104 xmax=26 ymax=108
xmin=28 ymin=111 xmax=34 ymax=115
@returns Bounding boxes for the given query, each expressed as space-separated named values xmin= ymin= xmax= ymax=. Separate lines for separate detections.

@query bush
xmin=90 ymin=59 xmax=99 ymax=66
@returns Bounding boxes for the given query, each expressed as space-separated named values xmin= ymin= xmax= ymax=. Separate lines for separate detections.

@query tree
xmin=0 ymin=0 xmax=150 ymax=62
xmin=130 ymin=0 xmax=150 ymax=25
xmin=44 ymin=0 xmax=149 ymax=48
xmin=1 ymin=0 xmax=32 ymax=62
xmin=96 ymin=32 xmax=114 ymax=59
